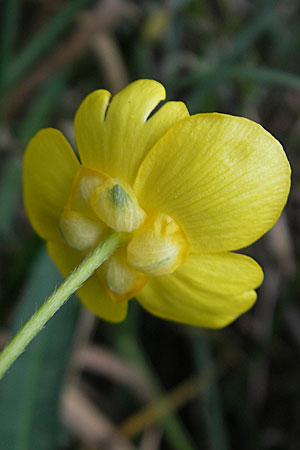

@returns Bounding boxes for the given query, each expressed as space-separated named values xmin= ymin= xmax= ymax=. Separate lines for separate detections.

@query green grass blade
xmin=228 ymin=65 xmax=300 ymax=90
xmin=169 ymin=65 xmax=300 ymax=92
xmin=0 ymin=157 xmax=21 ymax=239
xmin=168 ymin=65 xmax=300 ymax=111
xmin=219 ymin=4 xmax=276 ymax=65
xmin=1 ymin=0 xmax=92 ymax=92
xmin=0 ymin=0 xmax=20 ymax=79
xmin=17 ymin=69 xmax=70 ymax=144
xmin=114 ymin=302 xmax=199 ymax=450
xmin=0 ymin=249 xmax=79 ymax=450
xmin=192 ymin=335 xmax=229 ymax=450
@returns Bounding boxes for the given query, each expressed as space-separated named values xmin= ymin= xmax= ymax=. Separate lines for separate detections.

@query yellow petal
xmin=23 ymin=129 xmax=79 ymax=240
xmin=134 ymin=114 xmax=291 ymax=252
xmin=182 ymin=252 xmax=263 ymax=295
xmin=74 ymin=89 xmax=111 ymax=173
xmin=74 ymin=80 xmax=189 ymax=185
xmin=47 ymin=240 xmax=127 ymax=322
xmin=137 ymin=252 xmax=261 ymax=328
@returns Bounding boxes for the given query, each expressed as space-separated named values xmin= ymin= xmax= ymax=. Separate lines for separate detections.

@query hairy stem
xmin=0 ymin=231 xmax=127 ymax=379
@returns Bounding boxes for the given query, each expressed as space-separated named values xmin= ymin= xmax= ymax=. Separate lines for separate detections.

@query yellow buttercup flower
xmin=23 ymin=80 xmax=291 ymax=328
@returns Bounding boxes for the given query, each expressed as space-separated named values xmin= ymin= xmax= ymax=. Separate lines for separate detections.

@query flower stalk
xmin=0 ymin=231 xmax=127 ymax=379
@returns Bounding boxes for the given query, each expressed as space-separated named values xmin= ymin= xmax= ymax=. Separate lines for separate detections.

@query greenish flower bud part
xmin=99 ymin=252 xmax=146 ymax=298
xmin=68 ymin=167 xmax=107 ymax=214
xmin=91 ymin=178 xmax=146 ymax=232
xmin=127 ymin=212 xmax=189 ymax=276
xmin=59 ymin=209 xmax=108 ymax=251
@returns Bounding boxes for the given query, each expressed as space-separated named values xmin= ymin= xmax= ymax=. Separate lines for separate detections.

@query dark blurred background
xmin=0 ymin=1 xmax=299 ymax=449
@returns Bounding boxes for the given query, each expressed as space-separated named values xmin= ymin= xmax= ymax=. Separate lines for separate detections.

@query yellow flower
xmin=23 ymin=80 xmax=291 ymax=328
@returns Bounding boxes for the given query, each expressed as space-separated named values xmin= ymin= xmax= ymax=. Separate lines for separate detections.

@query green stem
xmin=0 ymin=231 xmax=126 ymax=380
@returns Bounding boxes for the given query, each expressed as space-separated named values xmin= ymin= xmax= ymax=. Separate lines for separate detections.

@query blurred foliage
xmin=0 ymin=250 xmax=79 ymax=450
xmin=0 ymin=0 xmax=299 ymax=449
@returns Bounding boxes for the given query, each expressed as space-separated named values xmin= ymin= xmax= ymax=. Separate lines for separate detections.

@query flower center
xmin=60 ymin=167 xmax=189 ymax=301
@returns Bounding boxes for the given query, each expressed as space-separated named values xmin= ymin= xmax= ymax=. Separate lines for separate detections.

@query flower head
xmin=23 ymin=80 xmax=290 ymax=327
